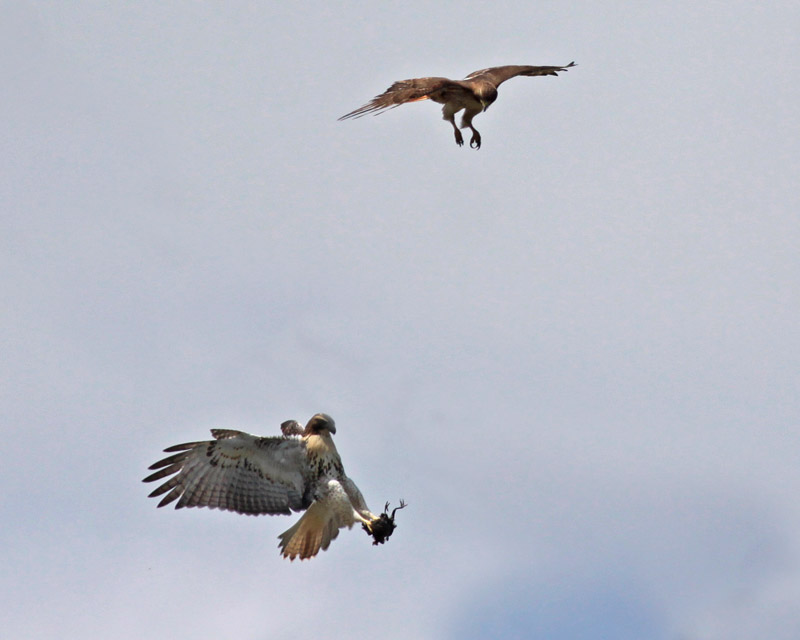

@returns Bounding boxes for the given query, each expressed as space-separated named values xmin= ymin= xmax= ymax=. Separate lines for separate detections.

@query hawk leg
xmin=459 ymin=107 xmax=483 ymax=149
xmin=444 ymin=113 xmax=464 ymax=146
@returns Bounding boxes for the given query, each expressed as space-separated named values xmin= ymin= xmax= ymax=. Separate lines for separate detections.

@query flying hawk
xmin=143 ymin=413 xmax=403 ymax=560
xmin=339 ymin=62 xmax=576 ymax=149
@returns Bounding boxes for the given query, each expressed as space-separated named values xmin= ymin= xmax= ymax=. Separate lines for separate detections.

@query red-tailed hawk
xmin=339 ymin=62 xmax=576 ymax=149
xmin=143 ymin=413 xmax=403 ymax=560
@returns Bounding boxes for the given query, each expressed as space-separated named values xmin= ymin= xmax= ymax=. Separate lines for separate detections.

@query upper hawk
xmin=143 ymin=413 xmax=403 ymax=560
xmin=339 ymin=62 xmax=576 ymax=149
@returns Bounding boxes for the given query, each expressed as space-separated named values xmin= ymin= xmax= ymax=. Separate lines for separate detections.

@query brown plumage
xmin=143 ymin=413 xmax=399 ymax=560
xmin=339 ymin=62 xmax=576 ymax=148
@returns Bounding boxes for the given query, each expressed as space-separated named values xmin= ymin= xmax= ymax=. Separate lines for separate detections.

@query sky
xmin=2 ymin=2 xmax=799 ymax=639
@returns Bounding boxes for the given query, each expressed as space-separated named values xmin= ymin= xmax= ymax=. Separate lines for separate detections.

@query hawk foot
xmin=362 ymin=500 xmax=407 ymax=545
xmin=454 ymin=130 xmax=464 ymax=147
xmin=469 ymin=132 xmax=482 ymax=149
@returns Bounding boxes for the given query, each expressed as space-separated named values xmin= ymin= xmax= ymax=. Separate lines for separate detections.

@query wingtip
xmin=338 ymin=110 xmax=367 ymax=121
xmin=156 ymin=495 xmax=176 ymax=508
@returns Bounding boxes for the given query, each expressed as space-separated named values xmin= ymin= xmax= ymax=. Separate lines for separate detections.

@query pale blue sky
xmin=2 ymin=2 xmax=799 ymax=639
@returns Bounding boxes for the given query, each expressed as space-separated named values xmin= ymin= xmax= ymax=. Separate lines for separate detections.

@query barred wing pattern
xmin=143 ymin=429 xmax=313 ymax=515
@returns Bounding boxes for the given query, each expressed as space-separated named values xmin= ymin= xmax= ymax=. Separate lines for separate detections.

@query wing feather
xmin=190 ymin=459 xmax=224 ymax=508
xmin=223 ymin=458 xmax=245 ymax=511
xmin=210 ymin=428 xmax=246 ymax=440
xmin=339 ymin=77 xmax=463 ymax=119
xmin=465 ymin=62 xmax=576 ymax=86
xmin=174 ymin=458 xmax=211 ymax=509
xmin=143 ymin=430 xmax=312 ymax=515
xmin=141 ymin=461 xmax=183 ymax=483
xmin=157 ymin=486 xmax=184 ymax=508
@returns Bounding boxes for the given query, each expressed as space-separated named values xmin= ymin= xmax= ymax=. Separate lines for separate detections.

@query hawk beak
xmin=328 ymin=424 xmax=336 ymax=434
xmin=481 ymin=100 xmax=491 ymax=112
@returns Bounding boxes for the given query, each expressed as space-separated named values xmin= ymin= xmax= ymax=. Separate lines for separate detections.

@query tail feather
xmin=278 ymin=502 xmax=343 ymax=560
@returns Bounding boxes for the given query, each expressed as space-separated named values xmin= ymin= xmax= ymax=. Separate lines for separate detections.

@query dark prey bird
xmin=339 ymin=62 xmax=576 ymax=149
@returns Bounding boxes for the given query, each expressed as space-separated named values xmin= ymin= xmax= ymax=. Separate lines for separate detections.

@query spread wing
xmin=339 ymin=77 xmax=469 ymax=119
xmin=465 ymin=62 xmax=576 ymax=87
xmin=143 ymin=429 xmax=312 ymax=515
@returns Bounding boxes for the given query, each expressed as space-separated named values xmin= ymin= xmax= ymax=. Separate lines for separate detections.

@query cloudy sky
xmin=2 ymin=2 xmax=798 ymax=638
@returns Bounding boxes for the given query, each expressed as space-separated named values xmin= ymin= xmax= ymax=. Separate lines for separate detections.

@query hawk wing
xmin=280 ymin=420 xmax=303 ymax=436
xmin=465 ymin=62 xmax=576 ymax=87
xmin=339 ymin=77 xmax=470 ymax=119
xmin=143 ymin=429 xmax=312 ymax=515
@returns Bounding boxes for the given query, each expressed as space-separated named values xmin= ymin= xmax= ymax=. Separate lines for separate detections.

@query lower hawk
xmin=143 ymin=413 xmax=404 ymax=560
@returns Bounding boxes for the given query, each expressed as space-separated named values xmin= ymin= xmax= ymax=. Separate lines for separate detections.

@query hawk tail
xmin=278 ymin=501 xmax=342 ymax=560
xmin=338 ymin=78 xmax=442 ymax=120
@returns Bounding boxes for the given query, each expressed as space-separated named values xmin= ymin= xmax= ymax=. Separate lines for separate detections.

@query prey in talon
xmin=364 ymin=500 xmax=408 ymax=545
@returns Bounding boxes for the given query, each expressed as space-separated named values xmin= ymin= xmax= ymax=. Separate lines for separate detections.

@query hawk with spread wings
xmin=143 ymin=413 xmax=404 ymax=560
xmin=339 ymin=62 xmax=576 ymax=149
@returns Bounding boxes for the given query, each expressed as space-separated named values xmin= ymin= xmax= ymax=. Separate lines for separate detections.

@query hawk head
xmin=304 ymin=413 xmax=336 ymax=435
xmin=477 ymin=87 xmax=498 ymax=112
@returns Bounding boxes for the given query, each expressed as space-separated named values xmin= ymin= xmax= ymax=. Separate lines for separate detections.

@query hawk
xmin=143 ymin=413 xmax=404 ymax=560
xmin=339 ymin=62 xmax=576 ymax=149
